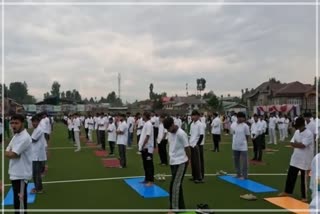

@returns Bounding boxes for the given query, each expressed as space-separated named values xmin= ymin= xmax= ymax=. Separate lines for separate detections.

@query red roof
xmin=274 ymin=81 xmax=314 ymax=97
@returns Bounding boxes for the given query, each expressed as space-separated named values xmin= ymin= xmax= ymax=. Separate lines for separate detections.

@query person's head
xmin=126 ymin=112 xmax=131 ymax=117
xmin=163 ymin=117 xmax=178 ymax=133
xmin=303 ymin=112 xmax=312 ymax=123
xmin=135 ymin=112 xmax=141 ymax=120
xmin=109 ymin=117 xmax=114 ymax=124
xmin=10 ymin=114 xmax=25 ymax=134
xmin=31 ymin=114 xmax=41 ymax=128
xmin=212 ymin=112 xmax=218 ymax=119
xmin=143 ymin=111 xmax=151 ymax=122
xmin=191 ymin=110 xmax=200 ymax=122
xmin=258 ymin=114 xmax=264 ymax=121
xmin=159 ymin=114 xmax=166 ymax=123
xmin=237 ymin=112 xmax=246 ymax=123
xmin=253 ymin=114 xmax=259 ymax=122
xmin=295 ymin=117 xmax=306 ymax=131
xmin=96 ymin=112 xmax=100 ymax=117
xmin=100 ymin=112 xmax=104 ymax=118
xmin=41 ymin=112 xmax=47 ymax=118
xmin=119 ymin=113 xmax=125 ymax=122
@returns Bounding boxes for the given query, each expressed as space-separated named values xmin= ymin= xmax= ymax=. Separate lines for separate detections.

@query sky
xmin=3 ymin=0 xmax=318 ymax=103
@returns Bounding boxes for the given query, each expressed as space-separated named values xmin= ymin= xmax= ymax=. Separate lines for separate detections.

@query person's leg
xmin=137 ymin=135 xmax=140 ymax=145
xmin=217 ymin=135 xmax=221 ymax=152
xmin=169 ymin=165 xmax=177 ymax=209
xmin=85 ymin=128 xmax=89 ymax=140
xmin=240 ymin=151 xmax=248 ymax=179
xmin=300 ymin=169 xmax=308 ymax=200
xmin=268 ymin=128 xmax=272 ymax=144
xmin=11 ymin=180 xmax=20 ymax=213
xmin=199 ymin=145 xmax=204 ymax=180
xmin=68 ymin=129 xmax=71 ymax=140
xmin=118 ymin=145 xmax=124 ymax=167
xmin=72 ymin=128 xmax=75 ymax=142
xmin=96 ymin=130 xmax=100 ymax=145
xmin=257 ymin=136 xmax=263 ymax=161
xmin=233 ymin=150 xmax=241 ymax=177
xmin=252 ymin=138 xmax=258 ymax=160
xmin=74 ymin=131 xmax=81 ymax=151
xmin=145 ymin=152 xmax=154 ymax=183
xmin=88 ymin=129 xmax=92 ymax=142
xmin=33 ymin=161 xmax=41 ymax=191
xmin=190 ymin=147 xmax=196 ymax=180
xmin=212 ymin=134 xmax=216 ymax=151
xmin=170 ymin=162 xmax=188 ymax=210
xmin=284 ymin=165 xmax=299 ymax=194
xmin=141 ymin=150 xmax=147 ymax=181
xmin=109 ymin=141 xmax=113 ymax=154
xmin=193 ymin=145 xmax=202 ymax=181
xmin=163 ymin=140 xmax=168 ymax=165
xmin=158 ymin=140 xmax=164 ymax=164
xmin=100 ymin=131 xmax=106 ymax=150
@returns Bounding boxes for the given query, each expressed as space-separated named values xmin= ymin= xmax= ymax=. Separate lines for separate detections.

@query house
xmin=1 ymin=98 xmax=24 ymax=115
xmin=163 ymin=96 xmax=207 ymax=115
xmin=242 ymin=78 xmax=318 ymax=115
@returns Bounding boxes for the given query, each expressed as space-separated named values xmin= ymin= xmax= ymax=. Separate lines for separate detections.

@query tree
xmin=106 ymin=91 xmax=117 ymax=103
xmin=61 ymin=91 xmax=66 ymax=99
xmin=8 ymin=82 xmax=28 ymax=103
xmin=65 ymin=90 xmax=72 ymax=100
xmin=207 ymin=94 xmax=220 ymax=110
xmin=89 ymin=97 xmax=95 ymax=103
xmin=149 ymin=83 xmax=154 ymax=100
xmin=50 ymin=81 xmax=61 ymax=98
xmin=44 ymin=92 xmax=50 ymax=99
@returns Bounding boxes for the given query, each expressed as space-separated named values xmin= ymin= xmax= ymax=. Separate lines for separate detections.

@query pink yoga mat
xmin=95 ymin=150 xmax=108 ymax=157
xmin=102 ymin=158 xmax=120 ymax=168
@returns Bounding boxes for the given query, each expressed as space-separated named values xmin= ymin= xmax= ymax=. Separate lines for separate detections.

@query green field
xmin=1 ymin=123 xmax=307 ymax=213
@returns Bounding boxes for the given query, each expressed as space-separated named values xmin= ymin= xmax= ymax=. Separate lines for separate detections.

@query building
xmin=242 ymin=78 xmax=318 ymax=115
xmin=1 ymin=98 xmax=24 ymax=115
xmin=163 ymin=95 xmax=207 ymax=115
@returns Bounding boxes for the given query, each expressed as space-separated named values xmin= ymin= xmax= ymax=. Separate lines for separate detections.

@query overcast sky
xmin=3 ymin=1 xmax=318 ymax=103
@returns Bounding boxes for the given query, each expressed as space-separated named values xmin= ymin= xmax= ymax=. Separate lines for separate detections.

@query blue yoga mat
xmin=124 ymin=178 xmax=169 ymax=198
xmin=2 ymin=183 xmax=36 ymax=206
xmin=218 ymin=175 xmax=278 ymax=193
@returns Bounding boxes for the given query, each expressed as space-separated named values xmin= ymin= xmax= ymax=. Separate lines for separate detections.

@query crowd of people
xmin=3 ymin=109 xmax=320 ymax=213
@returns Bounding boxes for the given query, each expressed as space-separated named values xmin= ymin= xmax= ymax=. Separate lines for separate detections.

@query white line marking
xmin=3 ymin=173 xmax=287 ymax=187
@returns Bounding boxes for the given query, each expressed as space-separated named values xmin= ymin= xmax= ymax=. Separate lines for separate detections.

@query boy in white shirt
xmin=230 ymin=112 xmax=250 ymax=180
xmin=157 ymin=114 xmax=168 ymax=165
xmin=268 ymin=113 xmax=278 ymax=145
xmin=211 ymin=112 xmax=222 ymax=152
xmin=98 ymin=113 xmax=107 ymax=151
xmin=67 ymin=115 xmax=74 ymax=143
xmin=107 ymin=118 xmax=117 ymax=156
xmin=94 ymin=113 xmax=100 ymax=145
xmin=138 ymin=112 xmax=155 ymax=186
xmin=163 ymin=117 xmax=191 ymax=213
xmin=126 ymin=112 xmax=135 ymax=149
xmin=116 ymin=114 xmax=128 ymax=168
xmin=73 ymin=113 xmax=81 ymax=152
xmin=259 ymin=115 xmax=267 ymax=151
xmin=278 ymin=114 xmax=286 ymax=142
xmin=30 ymin=115 xmax=47 ymax=194
xmin=5 ymin=114 xmax=33 ymax=213
xmin=87 ymin=114 xmax=94 ymax=143
xmin=84 ymin=115 xmax=89 ymax=141
xmin=136 ymin=113 xmax=145 ymax=155
xmin=309 ymin=153 xmax=320 ymax=213
xmin=251 ymin=114 xmax=263 ymax=162
xmin=279 ymin=117 xmax=314 ymax=202
xmin=189 ymin=110 xmax=205 ymax=183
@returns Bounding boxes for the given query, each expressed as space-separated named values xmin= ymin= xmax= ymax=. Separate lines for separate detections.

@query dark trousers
xmin=141 ymin=149 xmax=154 ymax=182
xmin=118 ymin=144 xmax=126 ymax=167
xmin=96 ymin=130 xmax=100 ymax=144
xmin=261 ymin=133 xmax=266 ymax=150
xmin=71 ymin=129 xmax=75 ymax=142
xmin=170 ymin=162 xmax=188 ymax=210
xmin=199 ymin=145 xmax=205 ymax=179
xmin=99 ymin=130 xmax=106 ymax=150
xmin=85 ymin=128 xmax=89 ymax=140
xmin=252 ymin=135 xmax=263 ymax=161
xmin=212 ymin=134 xmax=221 ymax=152
xmin=153 ymin=127 xmax=159 ymax=148
xmin=40 ymin=161 xmax=46 ymax=174
xmin=137 ymin=135 xmax=140 ymax=145
xmin=158 ymin=139 xmax=168 ymax=165
xmin=11 ymin=180 xmax=28 ymax=214
xmin=68 ymin=130 xmax=72 ymax=140
xmin=32 ymin=161 xmax=43 ymax=191
xmin=284 ymin=165 xmax=308 ymax=199
xmin=191 ymin=145 xmax=202 ymax=181
xmin=109 ymin=141 xmax=115 ymax=154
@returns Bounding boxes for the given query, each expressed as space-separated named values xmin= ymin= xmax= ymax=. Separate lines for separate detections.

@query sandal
xmin=240 ymin=194 xmax=257 ymax=201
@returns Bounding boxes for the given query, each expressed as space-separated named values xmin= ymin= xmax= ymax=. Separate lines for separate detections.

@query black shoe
xmin=189 ymin=178 xmax=194 ymax=181
xmin=194 ymin=180 xmax=204 ymax=184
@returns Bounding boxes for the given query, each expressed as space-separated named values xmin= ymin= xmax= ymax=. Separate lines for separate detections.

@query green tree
xmin=106 ymin=91 xmax=117 ymax=103
xmin=60 ymin=91 xmax=66 ymax=99
xmin=43 ymin=92 xmax=50 ymax=99
xmin=50 ymin=81 xmax=61 ymax=98
xmin=8 ymin=82 xmax=28 ymax=103
xmin=207 ymin=94 xmax=220 ymax=110
xmin=149 ymin=83 xmax=154 ymax=100
xmin=65 ymin=90 xmax=72 ymax=100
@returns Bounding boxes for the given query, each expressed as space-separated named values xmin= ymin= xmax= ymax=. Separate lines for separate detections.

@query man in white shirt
xmin=40 ymin=112 xmax=51 ymax=144
xmin=5 ymin=114 xmax=33 ymax=213
xmin=251 ymin=114 xmax=263 ymax=162
xmin=84 ymin=115 xmax=89 ymax=141
xmin=87 ymin=114 xmax=94 ymax=143
xmin=309 ymin=153 xmax=320 ymax=213
xmin=304 ymin=112 xmax=317 ymax=156
xmin=107 ymin=117 xmax=117 ymax=156
xmin=174 ymin=115 xmax=182 ymax=128
xmin=151 ymin=112 xmax=160 ymax=149
xmin=94 ymin=113 xmax=100 ymax=145
xmin=259 ymin=115 xmax=267 ymax=151
xmin=189 ymin=110 xmax=204 ymax=183
xmin=163 ymin=117 xmax=191 ymax=213
xmin=30 ymin=115 xmax=47 ymax=194
xmin=73 ymin=113 xmax=81 ymax=152
xmin=230 ymin=112 xmax=250 ymax=180
xmin=117 ymin=114 xmax=128 ymax=168
xmin=157 ymin=114 xmax=168 ymax=165
xmin=67 ymin=115 xmax=74 ymax=143
xmin=278 ymin=114 xmax=286 ymax=142
xmin=211 ymin=112 xmax=222 ymax=152
xmin=136 ymin=113 xmax=145 ymax=155
xmin=284 ymin=115 xmax=290 ymax=139
xmin=126 ymin=112 xmax=135 ymax=149
xmin=138 ymin=112 xmax=155 ymax=186
xmin=98 ymin=113 xmax=107 ymax=151
xmin=279 ymin=117 xmax=314 ymax=202
xmin=268 ymin=113 xmax=277 ymax=145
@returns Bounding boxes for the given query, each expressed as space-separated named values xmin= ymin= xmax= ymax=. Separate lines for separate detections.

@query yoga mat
xmin=124 ymin=178 xmax=169 ymax=198
xmin=2 ymin=183 xmax=36 ymax=206
xmin=94 ymin=150 xmax=107 ymax=157
xmin=102 ymin=159 xmax=120 ymax=168
xmin=218 ymin=175 xmax=278 ymax=193
xmin=86 ymin=143 xmax=96 ymax=148
xmin=265 ymin=197 xmax=309 ymax=214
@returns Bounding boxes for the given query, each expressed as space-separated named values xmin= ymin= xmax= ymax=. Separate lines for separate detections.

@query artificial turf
xmin=1 ymin=123 xmax=307 ymax=213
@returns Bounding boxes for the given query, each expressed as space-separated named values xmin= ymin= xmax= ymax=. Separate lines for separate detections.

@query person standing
xmin=67 ymin=115 xmax=73 ymax=143
xmin=268 ymin=113 xmax=277 ymax=145
xmin=116 ymin=114 xmax=128 ymax=168
xmin=84 ymin=115 xmax=89 ymax=141
xmin=230 ymin=112 xmax=250 ymax=180
xmin=98 ymin=113 xmax=107 ymax=151
xmin=126 ymin=112 xmax=135 ymax=149
xmin=251 ymin=114 xmax=263 ymax=162
xmin=284 ymin=115 xmax=290 ymax=139
xmin=304 ymin=113 xmax=317 ymax=156
xmin=309 ymin=153 xmax=320 ymax=213
xmin=73 ymin=113 xmax=81 ymax=152
xmin=94 ymin=113 xmax=100 ymax=145
xmin=278 ymin=114 xmax=286 ymax=143
xmin=211 ymin=112 xmax=222 ymax=152
xmin=136 ymin=113 xmax=145 ymax=155
xmin=279 ymin=117 xmax=314 ymax=202
xmin=138 ymin=112 xmax=155 ymax=186
xmin=87 ymin=114 xmax=94 ymax=143
xmin=163 ymin=117 xmax=191 ymax=213
xmin=189 ymin=110 xmax=204 ymax=183
xmin=151 ymin=112 xmax=159 ymax=149
xmin=259 ymin=115 xmax=267 ymax=151
xmin=107 ymin=117 xmax=117 ymax=156
xmin=30 ymin=115 xmax=47 ymax=194
xmin=157 ymin=114 xmax=168 ymax=165
xmin=5 ymin=114 xmax=33 ymax=214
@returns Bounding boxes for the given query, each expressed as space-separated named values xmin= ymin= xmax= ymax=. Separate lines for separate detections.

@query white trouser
xmin=74 ymin=131 xmax=81 ymax=150
xmin=88 ymin=129 xmax=93 ymax=142
xmin=284 ymin=125 xmax=288 ymax=138
xmin=269 ymin=128 xmax=277 ymax=144
xmin=279 ymin=128 xmax=285 ymax=142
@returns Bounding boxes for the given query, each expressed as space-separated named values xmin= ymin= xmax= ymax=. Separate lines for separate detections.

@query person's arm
xmin=291 ymin=142 xmax=306 ymax=148
xmin=5 ymin=151 xmax=20 ymax=159
xmin=185 ymin=146 xmax=191 ymax=161
xmin=142 ymin=135 xmax=150 ymax=148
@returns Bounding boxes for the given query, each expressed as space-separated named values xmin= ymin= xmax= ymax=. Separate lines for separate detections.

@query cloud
xmin=4 ymin=4 xmax=317 ymax=103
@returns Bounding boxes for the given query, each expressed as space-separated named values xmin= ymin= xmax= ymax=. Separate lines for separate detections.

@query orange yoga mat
xmin=265 ymin=197 xmax=309 ymax=214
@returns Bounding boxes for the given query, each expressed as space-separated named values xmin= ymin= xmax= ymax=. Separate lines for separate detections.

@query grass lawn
xmin=1 ymin=123 xmax=307 ymax=213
